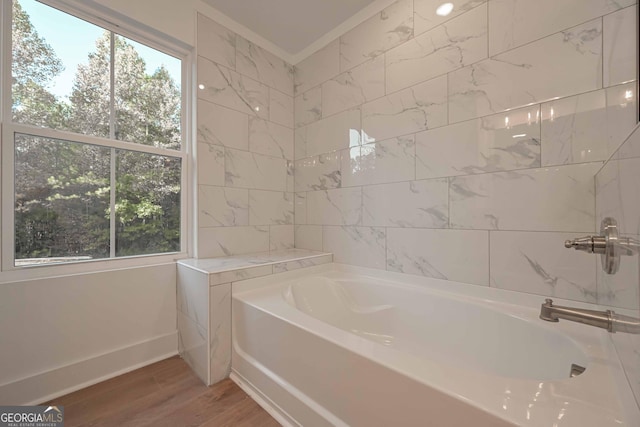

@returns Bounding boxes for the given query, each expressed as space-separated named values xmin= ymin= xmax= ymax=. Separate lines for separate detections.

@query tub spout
xmin=540 ymin=299 xmax=640 ymax=334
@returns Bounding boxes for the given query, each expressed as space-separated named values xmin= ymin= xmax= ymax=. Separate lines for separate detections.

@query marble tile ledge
xmin=178 ymin=249 xmax=333 ymax=285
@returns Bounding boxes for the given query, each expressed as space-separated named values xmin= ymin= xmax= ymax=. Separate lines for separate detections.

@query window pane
xmin=15 ymin=134 xmax=111 ymax=266
xmin=114 ymin=35 xmax=182 ymax=150
xmin=12 ymin=0 xmax=110 ymax=138
xmin=115 ymin=151 xmax=181 ymax=256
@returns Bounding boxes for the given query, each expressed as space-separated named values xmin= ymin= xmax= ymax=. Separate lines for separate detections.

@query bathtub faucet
xmin=540 ymin=299 xmax=640 ymax=334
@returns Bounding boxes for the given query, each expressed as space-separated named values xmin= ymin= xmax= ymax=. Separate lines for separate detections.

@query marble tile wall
xmin=293 ymin=0 xmax=638 ymax=304
xmin=196 ymin=14 xmax=295 ymax=257
xmin=595 ymin=124 xmax=640 ymax=408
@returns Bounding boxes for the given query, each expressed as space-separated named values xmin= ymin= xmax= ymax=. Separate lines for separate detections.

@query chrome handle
xmin=564 ymin=218 xmax=638 ymax=275
xmin=564 ymin=236 xmax=606 ymax=254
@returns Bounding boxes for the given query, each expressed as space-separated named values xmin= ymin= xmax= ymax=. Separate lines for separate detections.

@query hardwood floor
xmin=43 ymin=356 xmax=279 ymax=427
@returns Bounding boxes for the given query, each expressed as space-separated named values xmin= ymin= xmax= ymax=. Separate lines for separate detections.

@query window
xmin=2 ymin=0 xmax=188 ymax=269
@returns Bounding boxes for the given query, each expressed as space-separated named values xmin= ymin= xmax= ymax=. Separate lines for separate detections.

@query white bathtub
xmin=231 ymin=263 xmax=640 ymax=427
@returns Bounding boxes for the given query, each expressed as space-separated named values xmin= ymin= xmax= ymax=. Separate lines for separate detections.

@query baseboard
xmin=230 ymin=370 xmax=298 ymax=427
xmin=0 ymin=331 xmax=178 ymax=405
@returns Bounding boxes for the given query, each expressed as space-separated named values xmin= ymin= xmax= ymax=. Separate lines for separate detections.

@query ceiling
xmin=201 ymin=0 xmax=379 ymax=55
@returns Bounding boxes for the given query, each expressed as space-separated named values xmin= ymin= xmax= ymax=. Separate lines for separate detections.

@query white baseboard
xmin=0 ymin=332 xmax=178 ymax=405
xmin=230 ymin=370 xmax=297 ymax=427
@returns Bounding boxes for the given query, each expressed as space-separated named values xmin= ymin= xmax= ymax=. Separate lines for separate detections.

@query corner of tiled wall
xmin=292 ymin=0 xmax=638 ymax=305
xmin=595 ymin=121 xmax=640 ymax=407
xmin=195 ymin=13 xmax=295 ymax=258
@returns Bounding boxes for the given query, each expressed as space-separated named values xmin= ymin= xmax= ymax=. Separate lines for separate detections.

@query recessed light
xmin=255 ymin=106 xmax=261 ymax=112
xmin=198 ymin=84 xmax=205 ymax=90
xmin=436 ymin=2 xmax=454 ymax=16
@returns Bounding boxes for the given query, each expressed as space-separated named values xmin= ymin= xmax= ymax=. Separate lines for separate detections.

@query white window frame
xmin=0 ymin=0 xmax=195 ymax=282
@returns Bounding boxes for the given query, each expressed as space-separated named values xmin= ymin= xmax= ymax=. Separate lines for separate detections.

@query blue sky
xmin=19 ymin=0 xmax=182 ymax=101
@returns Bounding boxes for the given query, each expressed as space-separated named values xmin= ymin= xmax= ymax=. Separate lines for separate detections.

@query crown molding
xmin=196 ymin=0 xmax=397 ymax=66
xmin=289 ymin=0 xmax=397 ymax=65
xmin=195 ymin=0 xmax=297 ymax=64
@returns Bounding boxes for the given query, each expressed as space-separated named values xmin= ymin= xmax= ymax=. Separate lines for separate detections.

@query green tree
xmin=11 ymin=0 xmax=67 ymax=128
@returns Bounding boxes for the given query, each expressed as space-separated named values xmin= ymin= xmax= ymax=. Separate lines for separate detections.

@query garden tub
xmin=231 ymin=263 xmax=639 ymax=426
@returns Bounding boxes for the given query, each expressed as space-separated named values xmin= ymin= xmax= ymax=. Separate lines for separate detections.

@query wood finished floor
xmin=43 ymin=356 xmax=279 ymax=427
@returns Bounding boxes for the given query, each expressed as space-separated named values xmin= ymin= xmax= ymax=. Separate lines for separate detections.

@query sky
xmin=19 ymin=0 xmax=182 ymax=101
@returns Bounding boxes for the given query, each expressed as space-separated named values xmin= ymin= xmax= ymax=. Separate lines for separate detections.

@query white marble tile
xmin=450 ymin=163 xmax=602 ymax=232
xmin=198 ymin=57 xmax=269 ymax=119
xmin=197 ymin=142 xmax=225 ymax=186
xmin=488 ymin=0 xmax=633 ymax=56
xmin=490 ymin=231 xmax=598 ymax=303
xmin=416 ymin=106 xmax=541 ymax=178
xmin=249 ymin=190 xmax=294 ymax=225
xmin=294 ymin=152 xmax=342 ymax=192
xmin=307 ymin=187 xmax=362 ymax=226
xmin=295 ymin=39 xmax=340 ymax=95
xmin=209 ymin=265 xmax=273 ymax=287
xmin=541 ymin=84 xmax=638 ymax=166
xmin=449 ymin=19 xmax=602 ymax=123
xmin=248 ymin=118 xmax=294 ymax=160
xmin=294 ymin=225 xmax=323 ymax=251
xmin=597 ymin=140 xmax=640 ymax=238
xmin=386 ymin=4 xmax=488 ymax=94
xmin=178 ymin=311 xmax=208 ymax=384
xmin=177 ymin=265 xmax=209 ymax=327
xmin=286 ymin=160 xmax=295 ymax=193
xmin=270 ymin=225 xmax=295 ymax=251
xmin=610 ymin=330 xmax=640 ymax=409
xmin=606 ymin=83 xmax=639 ymax=157
xmin=596 ymin=123 xmax=640 ymax=407
xmin=387 ymin=228 xmax=489 ymax=285
xmin=210 ymin=284 xmax=231 ymax=384
xmin=295 ymin=108 xmax=361 ymax=159
xmin=197 ymin=14 xmax=235 ymax=69
xmin=414 ymin=0 xmax=486 ymax=36
xmin=294 ymin=192 xmax=307 ymax=225
xmin=362 ymin=75 xmax=448 ymax=142
xmin=199 ymin=186 xmax=249 ymax=227
xmin=269 ymin=89 xmax=294 ymax=128
xmin=197 ymin=100 xmax=248 ymax=151
xmin=273 ymin=254 xmax=333 ymax=273
xmin=541 ymin=90 xmax=611 ymax=167
xmin=339 ymin=0 xmax=413 ymax=72
xmin=618 ymin=113 xmax=640 ymax=161
xmin=322 ymin=56 xmax=385 ymax=117
xmin=363 ymin=179 xmax=448 ymax=228
xmin=182 ymin=249 xmax=330 ymax=273
xmin=342 ymin=136 xmax=416 ymax=187
xmin=225 ymin=148 xmax=287 ymax=191
xmin=295 ymin=87 xmax=322 ymax=128
xmin=604 ymin=5 xmax=637 ymax=88
xmin=236 ymin=36 xmax=294 ymax=96
xmin=595 ymin=151 xmax=639 ymax=310
xmin=198 ymin=226 xmax=270 ymax=258
xmin=323 ymin=226 xmax=386 ymax=269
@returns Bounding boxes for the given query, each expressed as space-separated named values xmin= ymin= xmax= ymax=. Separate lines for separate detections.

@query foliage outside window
xmin=6 ymin=0 xmax=185 ymax=267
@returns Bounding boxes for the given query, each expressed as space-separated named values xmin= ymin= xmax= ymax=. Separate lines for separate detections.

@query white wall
xmin=0 ymin=264 xmax=177 ymax=405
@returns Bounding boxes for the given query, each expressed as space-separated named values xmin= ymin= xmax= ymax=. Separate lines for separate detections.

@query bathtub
xmin=231 ymin=263 xmax=640 ymax=427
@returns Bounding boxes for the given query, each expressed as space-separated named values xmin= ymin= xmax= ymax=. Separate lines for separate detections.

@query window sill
xmin=0 ymin=252 xmax=188 ymax=284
